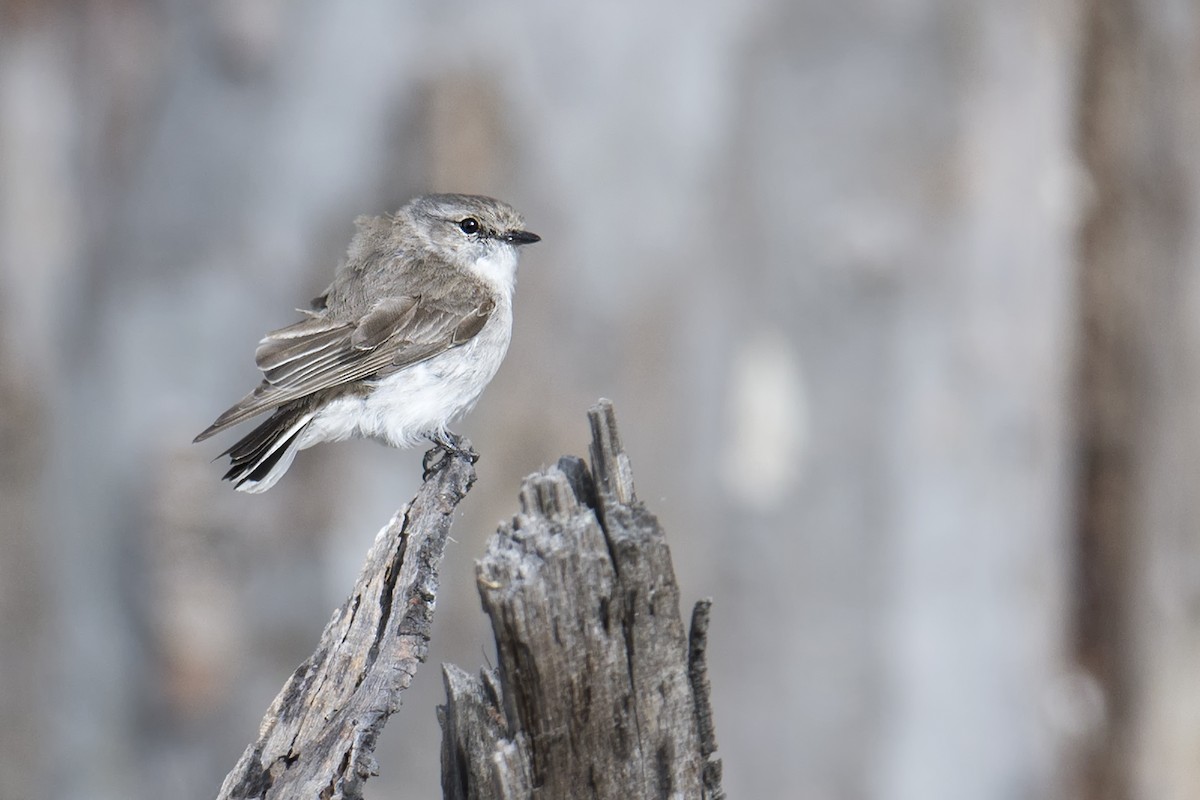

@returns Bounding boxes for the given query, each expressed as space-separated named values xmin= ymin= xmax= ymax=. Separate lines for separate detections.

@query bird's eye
xmin=458 ymin=217 xmax=480 ymax=234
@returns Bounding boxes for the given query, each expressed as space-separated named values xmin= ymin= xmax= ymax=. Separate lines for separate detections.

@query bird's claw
xmin=422 ymin=431 xmax=478 ymax=480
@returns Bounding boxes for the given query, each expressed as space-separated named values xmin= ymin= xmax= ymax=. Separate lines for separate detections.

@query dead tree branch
xmin=215 ymin=448 xmax=476 ymax=800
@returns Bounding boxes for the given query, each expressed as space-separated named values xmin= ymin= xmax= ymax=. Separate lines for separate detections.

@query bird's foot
xmin=422 ymin=430 xmax=479 ymax=480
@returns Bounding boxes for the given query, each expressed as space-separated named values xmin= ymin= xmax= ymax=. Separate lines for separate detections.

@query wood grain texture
xmin=215 ymin=447 xmax=476 ymax=800
xmin=440 ymin=400 xmax=724 ymax=800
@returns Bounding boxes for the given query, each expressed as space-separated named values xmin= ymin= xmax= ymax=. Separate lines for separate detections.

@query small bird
xmin=194 ymin=193 xmax=540 ymax=492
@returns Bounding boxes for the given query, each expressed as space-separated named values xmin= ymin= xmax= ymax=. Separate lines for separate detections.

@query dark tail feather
xmin=221 ymin=405 xmax=314 ymax=493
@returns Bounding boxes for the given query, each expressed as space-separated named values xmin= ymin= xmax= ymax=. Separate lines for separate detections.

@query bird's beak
xmin=503 ymin=230 xmax=541 ymax=245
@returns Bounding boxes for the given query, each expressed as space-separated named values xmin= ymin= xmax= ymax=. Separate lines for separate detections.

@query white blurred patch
xmin=720 ymin=332 xmax=807 ymax=509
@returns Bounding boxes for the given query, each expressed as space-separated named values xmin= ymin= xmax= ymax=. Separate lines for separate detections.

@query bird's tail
xmin=220 ymin=405 xmax=315 ymax=493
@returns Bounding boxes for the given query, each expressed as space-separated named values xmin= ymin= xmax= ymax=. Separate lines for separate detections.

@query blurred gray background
xmin=2 ymin=1 xmax=1198 ymax=799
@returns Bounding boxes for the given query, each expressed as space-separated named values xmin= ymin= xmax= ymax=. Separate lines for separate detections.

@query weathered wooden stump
xmin=214 ymin=400 xmax=721 ymax=800
xmin=439 ymin=400 xmax=723 ymax=799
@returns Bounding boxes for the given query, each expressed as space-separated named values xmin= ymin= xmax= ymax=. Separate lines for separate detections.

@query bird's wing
xmin=193 ymin=291 xmax=495 ymax=442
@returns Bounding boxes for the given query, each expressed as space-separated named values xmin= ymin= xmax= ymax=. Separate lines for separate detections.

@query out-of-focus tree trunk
xmin=0 ymin=5 xmax=75 ymax=797
xmin=1074 ymin=1 xmax=1200 ymax=799
xmin=0 ymin=353 xmax=47 ymax=800
xmin=712 ymin=3 xmax=1082 ymax=797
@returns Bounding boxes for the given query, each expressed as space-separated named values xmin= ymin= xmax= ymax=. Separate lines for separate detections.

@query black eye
xmin=458 ymin=217 xmax=479 ymax=234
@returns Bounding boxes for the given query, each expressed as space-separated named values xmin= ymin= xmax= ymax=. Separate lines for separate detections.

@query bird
xmin=194 ymin=193 xmax=540 ymax=492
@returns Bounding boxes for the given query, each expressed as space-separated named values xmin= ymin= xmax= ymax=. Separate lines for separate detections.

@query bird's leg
xmin=422 ymin=430 xmax=479 ymax=479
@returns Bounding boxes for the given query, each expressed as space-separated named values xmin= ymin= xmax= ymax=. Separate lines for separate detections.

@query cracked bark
xmin=214 ymin=447 xmax=476 ymax=800
xmin=440 ymin=400 xmax=724 ymax=800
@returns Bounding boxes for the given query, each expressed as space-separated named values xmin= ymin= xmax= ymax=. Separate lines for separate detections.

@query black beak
xmin=503 ymin=229 xmax=541 ymax=245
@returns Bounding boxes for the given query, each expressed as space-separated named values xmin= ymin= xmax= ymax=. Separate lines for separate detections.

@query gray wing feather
xmin=194 ymin=289 xmax=492 ymax=442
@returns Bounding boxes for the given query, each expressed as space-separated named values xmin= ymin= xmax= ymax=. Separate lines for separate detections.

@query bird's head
xmin=402 ymin=194 xmax=539 ymax=291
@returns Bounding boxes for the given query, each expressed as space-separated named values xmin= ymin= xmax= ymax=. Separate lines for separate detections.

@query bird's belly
xmin=303 ymin=316 xmax=511 ymax=450
xmin=360 ymin=352 xmax=500 ymax=446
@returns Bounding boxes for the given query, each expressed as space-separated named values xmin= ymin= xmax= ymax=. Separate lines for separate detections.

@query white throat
xmin=467 ymin=245 xmax=518 ymax=298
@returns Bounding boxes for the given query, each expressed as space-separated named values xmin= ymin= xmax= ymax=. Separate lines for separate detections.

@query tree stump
xmin=214 ymin=400 xmax=722 ymax=799
xmin=439 ymin=400 xmax=724 ymax=800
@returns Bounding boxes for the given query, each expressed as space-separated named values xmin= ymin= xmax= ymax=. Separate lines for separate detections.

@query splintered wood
xmin=440 ymin=400 xmax=723 ymax=800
